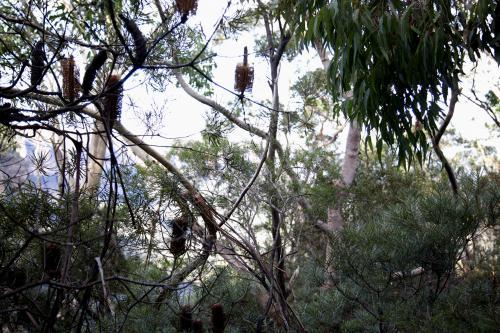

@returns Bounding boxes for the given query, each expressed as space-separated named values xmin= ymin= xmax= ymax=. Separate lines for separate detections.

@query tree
xmin=0 ymin=0 xmax=498 ymax=332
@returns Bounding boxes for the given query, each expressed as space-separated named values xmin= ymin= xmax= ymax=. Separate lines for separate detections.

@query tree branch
xmin=432 ymin=85 xmax=460 ymax=194
xmin=174 ymin=70 xmax=269 ymax=139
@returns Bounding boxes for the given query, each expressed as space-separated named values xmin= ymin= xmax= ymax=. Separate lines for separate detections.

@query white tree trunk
xmin=86 ymin=121 xmax=108 ymax=191
xmin=316 ymin=42 xmax=362 ymax=289
xmin=315 ymin=42 xmax=361 ymax=231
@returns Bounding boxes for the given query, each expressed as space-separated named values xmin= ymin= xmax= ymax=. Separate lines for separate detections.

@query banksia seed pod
xmin=82 ymin=50 xmax=108 ymax=95
xmin=192 ymin=319 xmax=204 ymax=333
xmin=31 ymin=41 xmax=45 ymax=86
xmin=61 ymin=56 xmax=80 ymax=102
xmin=211 ymin=303 xmax=226 ymax=333
xmin=170 ymin=217 xmax=187 ymax=257
xmin=234 ymin=47 xmax=254 ymax=93
xmin=179 ymin=305 xmax=193 ymax=331
xmin=119 ymin=14 xmax=147 ymax=67
xmin=414 ymin=119 xmax=423 ymax=132
xmin=1 ymin=267 xmax=27 ymax=289
xmin=103 ymin=75 xmax=123 ymax=126
xmin=176 ymin=0 xmax=198 ymax=16
xmin=44 ymin=243 xmax=61 ymax=279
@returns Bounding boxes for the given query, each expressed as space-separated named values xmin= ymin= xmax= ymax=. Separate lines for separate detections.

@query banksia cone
xmin=192 ymin=319 xmax=204 ymax=333
xmin=234 ymin=47 xmax=254 ymax=93
xmin=179 ymin=305 xmax=193 ymax=331
xmin=414 ymin=119 xmax=423 ymax=132
xmin=103 ymin=75 xmax=123 ymax=126
xmin=170 ymin=217 xmax=187 ymax=257
xmin=82 ymin=50 xmax=108 ymax=95
xmin=119 ymin=14 xmax=147 ymax=66
xmin=61 ymin=56 xmax=81 ymax=102
xmin=211 ymin=303 xmax=226 ymax=333
xmin=44 ymin=243 xmax=61 ymax=279
xmin=1 ymin=267 xmax=27 ymax=289
xmin=176 ymin=0 xmax=198 ymax=16
xmin=31 ymin=41 xmax=45 ymax=86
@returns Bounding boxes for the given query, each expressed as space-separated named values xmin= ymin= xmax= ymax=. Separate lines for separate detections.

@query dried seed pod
xmin=176 ymin=0 xmax=198 ymax=16
xmin=170 ymin=217 xmax=187 ymax=257
xmin=192 ymin=319 xmax=204 ymax=333
xmin=0 ymin=103 xmax=17 ymax=124
xmin=1 ymin=267 xmax=27 ymax=289
xmin=119 ymin=14 xmax=147 ymax=67
xmin=61 ymin=56 xmax=80 ymax=102
xmin=211 ymin=303 xmax=226 ymax=333
xmin=179 ymin=305 xmax=193 ymax=331
xmin=31 ymin=41 xmax=45 ymax=86
xmin=414 ymin=119 xmax=423 ymax=132
xmin=82 ymin=50 xmax=108 ymax=95
xmin=234 ymin=47 xmax=254 ymax=93
xmin=155 ymin=287 xmax=169 ymax=309
xmin=103 ymin=75 xmax=123 ymax=126
xmin=44 ymin=243 xmax=61 ymax=279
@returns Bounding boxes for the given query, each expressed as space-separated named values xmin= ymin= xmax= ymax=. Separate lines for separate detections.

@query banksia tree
xmin=31 ymin=41 xmax=45 ymax=86
xmin=119 ymin=14 xmax=147 ymax=67
xmin=61 ymin=56 xmax=80 ymax=102
xmin=211 ymin=303 xmax=226 ymax=333
xmin=176 ymin=0 xmax=198 ymax=17
xmin=170 ymin=217 xmax=187 ymax=257
xmin=82 ymin=50 xmax=108 ymax=95
xmin=103 ymin=74 xmax=123 ymax=126
xmin=234 ymin=47 xmax=254 ymax=93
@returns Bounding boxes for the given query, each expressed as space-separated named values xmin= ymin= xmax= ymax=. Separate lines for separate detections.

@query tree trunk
xmin=315 ymin=41 xmax=362 ymax=288
xmin=86 ymin=121 xmax=108 ymax=191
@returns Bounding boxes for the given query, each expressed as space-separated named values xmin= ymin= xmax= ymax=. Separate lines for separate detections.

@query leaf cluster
xmin=291 ymin=0 xmax=499 ymax=166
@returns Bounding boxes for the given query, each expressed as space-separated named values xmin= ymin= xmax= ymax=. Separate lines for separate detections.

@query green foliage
xmin=171 ymin=137 xmax=256 ymax=193
xmin=300 ymin=149 xmax=341 ymax=220
xmin=291 ymin=68 xmax=333 ymax=119
xmin=0 ymin=187 xmax=129 ymax=330
xmin=0 ymin=125 xmax=17 ymax=154
xmin=291 ymin=0 xmax=498 ymax=166
xmin=176 ymin=27 xmax=218 ymax=95
xmin=319 ymin=171 xmax=499 ymax=332
xmin=486 ymin=90 xmax=499 ymax=109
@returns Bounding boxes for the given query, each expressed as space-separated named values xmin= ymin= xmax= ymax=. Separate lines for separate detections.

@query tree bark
xmin=315 ymin=41 xmax=362 ymax=289
xmin=86 ymin=120 xmax=108 ymax=191
xmin=315 ymin=41 xmax=361 ymax=229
